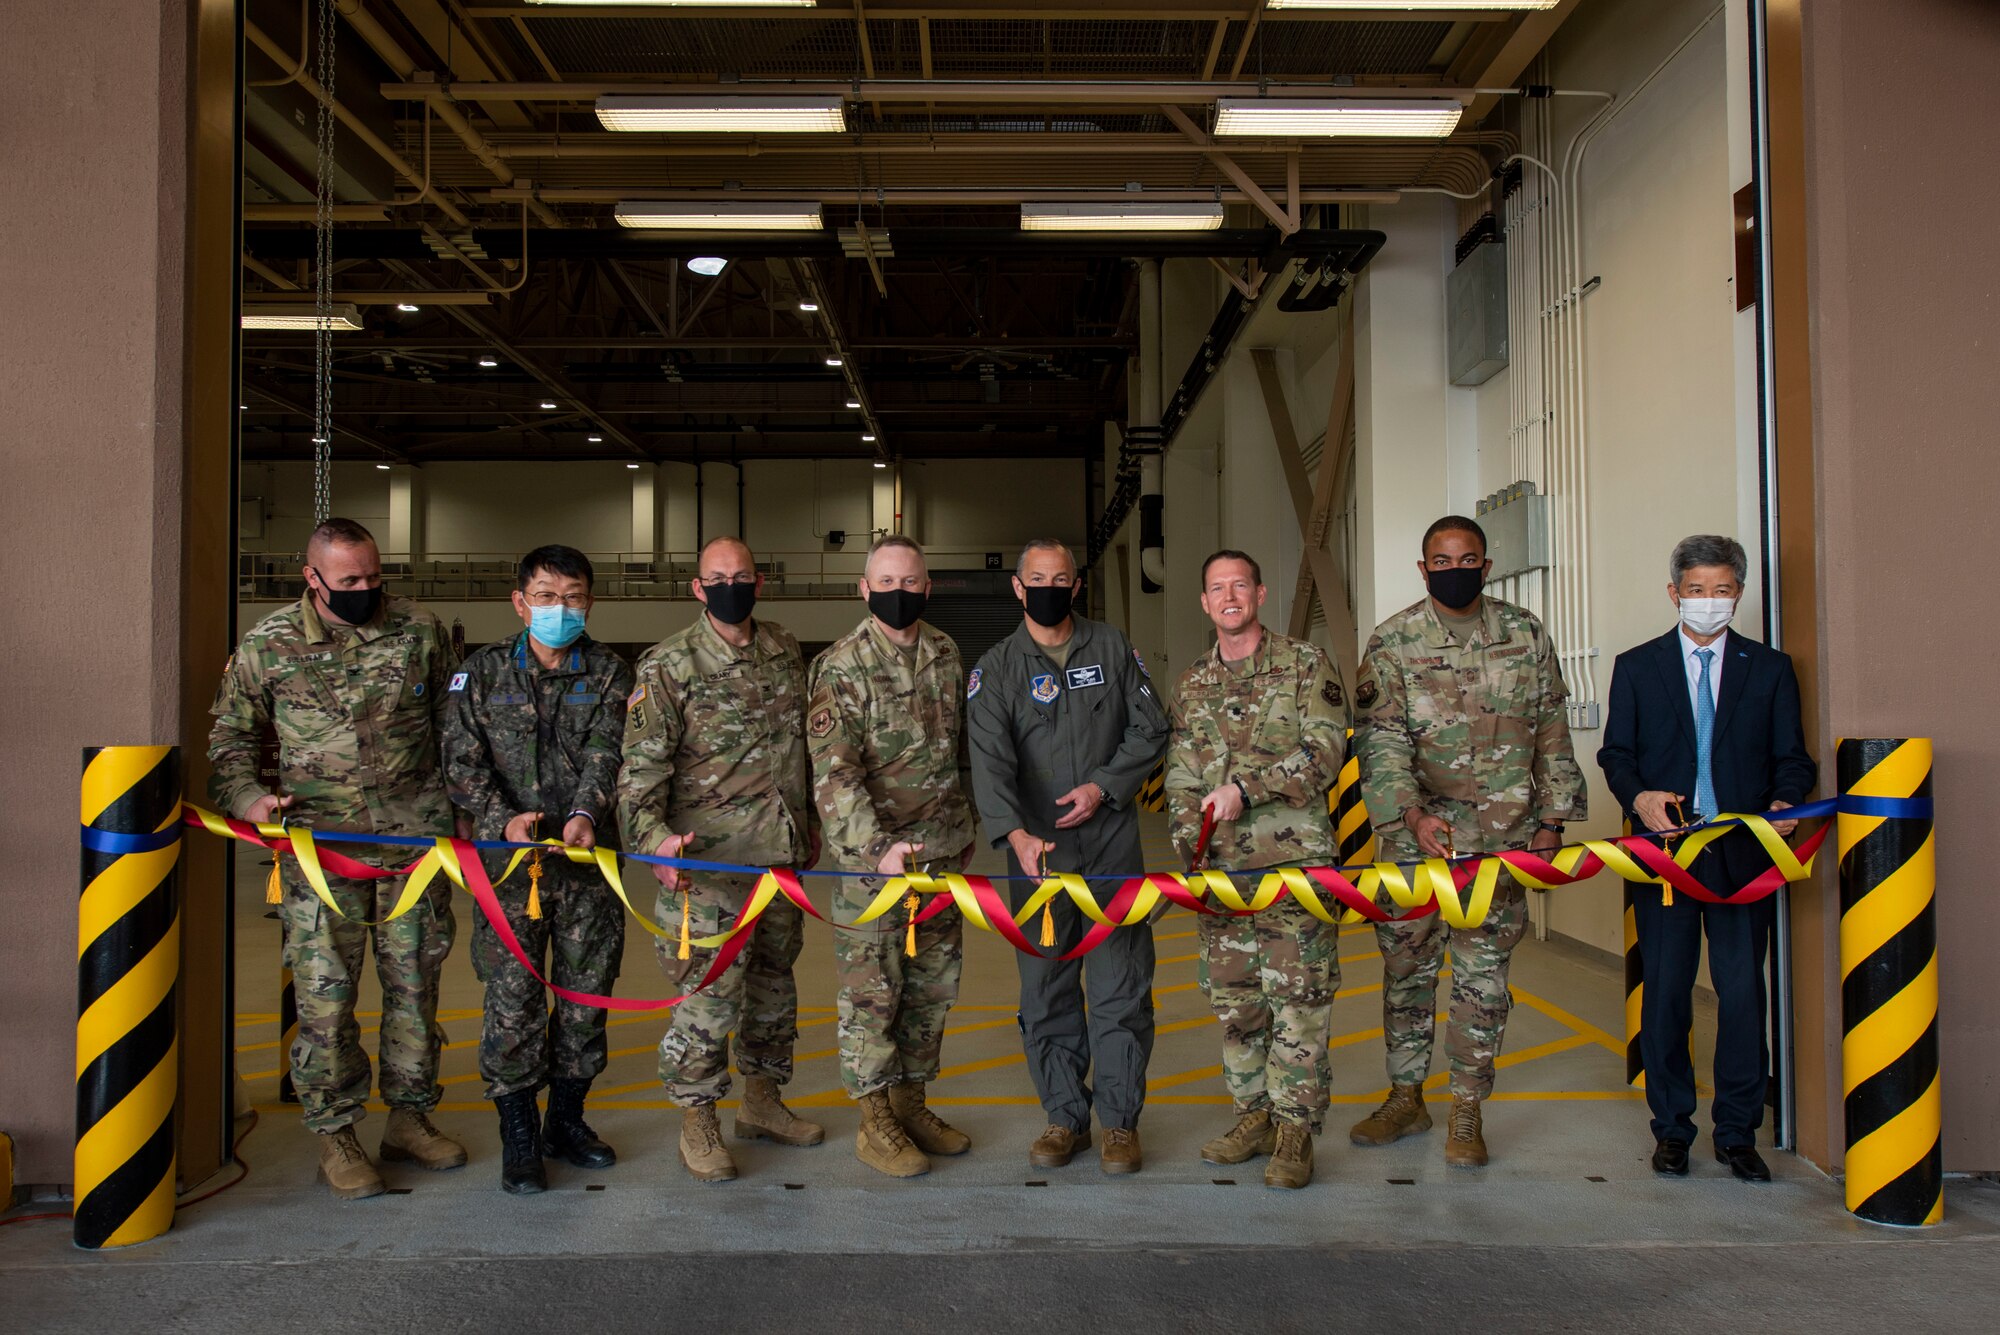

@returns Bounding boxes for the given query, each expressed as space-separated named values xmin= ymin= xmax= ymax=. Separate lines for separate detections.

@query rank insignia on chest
xmin=448 ymin=672 xmax=469 ymax=693
xmin=809 ymin=707 xmax=836 ymax=737
xmin=965 ymin=667 xmax=983 ymax=700
xmin=1064 ymin=664 xmax=1105 ymax=690
xmin=1030 ymin=673 xmax=1060 ymax=704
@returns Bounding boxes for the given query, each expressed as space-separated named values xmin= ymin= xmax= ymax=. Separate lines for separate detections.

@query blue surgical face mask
xmin=528 ymin=603 xmax=587 ymax=649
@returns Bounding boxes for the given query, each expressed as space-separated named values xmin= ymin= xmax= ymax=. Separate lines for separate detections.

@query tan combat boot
xmin=1264 ymin=1122 xmax=1315 ymax=1190
xmin=379 ymin=1108 xmax=468 ymax=1170
xmin=316 ymin=1127 xmax=386 ymax=1200
xmin=1201 ymin=1108 xmax=1279 ymax=1165
xmin=735 ymin=1075 xmax=826 ymax=1147
xmin=856 ymin=1090 xmax=930 ymax=1178
xmin=888 ymin=1081 xmax=970 ymax=1156
xmin=1444 ymin=1093 xmax=1489 ymax=1168
xmin=679 ymin=1104 xmax=739 ymax=1182
xmin=1348 ymin=1083 xmax=1433 ymax=1147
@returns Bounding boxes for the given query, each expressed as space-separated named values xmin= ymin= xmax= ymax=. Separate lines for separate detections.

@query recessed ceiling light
xmin=588 ymin=434 xmax=604 ymax=443
xmin=596 ymin=95 xmax=845 ymax=134
xmin=540 ymin=401 xmax=558 ymax=409
xmin=825 ymin=356 xmax=843 ymax=367
xmin=478 ymin=357 xmax=498 ymax=367
xmin=614 ymin=201 xmax=824 ymax=231
xmin=396 ymin=303 xmax=420 ymax=312
xmin=686 ymin=256 xmax=728 ymax=277
xmin=1213 ymin=98 xmax=1464 ymax=138
xmin=799 ymin=301 xmax=820 ymax=312
xmin=845 ymin=399 xmax=861 ymax=409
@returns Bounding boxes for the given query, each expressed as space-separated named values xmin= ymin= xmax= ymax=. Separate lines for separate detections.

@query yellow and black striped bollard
xmin=1136 ymin=759 xmax=1166 ymax=813
xmin=1330 ymin=746 xmax=1376 ymax=868
xmin=76 ymin=745 xmax=183 ymax=1250
xmin=1622 ymin=884 xmax=1645 ymax=1087
xmin=1836 ymin=737 xmax=1942 ymax=1226
xmin=278 ymin=929 xmax=300 ymax=1104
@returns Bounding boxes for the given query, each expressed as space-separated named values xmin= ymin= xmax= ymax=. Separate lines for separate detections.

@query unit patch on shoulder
xmin=966 ymin=667 xmax=983 ymax=701
xmin=809 ymin=707 xmax=836 ymax=737
xmin=1322 ymin=677 xmax=1344 ymax=709
xmin=1030 ymin=673 xmax=1060 ymax=704
xmin=1355 ymin=678 xmax=1379 ymax=710
xmin=449 ymin=672 xmax=469 ymax=693
xmin=1133 ymin=649 xmax=1150 ymax=678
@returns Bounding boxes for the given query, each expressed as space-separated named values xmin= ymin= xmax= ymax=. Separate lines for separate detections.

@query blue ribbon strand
xmin=79 ymin=825 xmax=183 ymax=856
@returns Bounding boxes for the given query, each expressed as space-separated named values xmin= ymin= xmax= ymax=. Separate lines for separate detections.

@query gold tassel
xmin=265 ymin=855 xmax=283 ymax=905
xmin=526 ymin=849 xmax=544 ymax=921
xmin=678 ymin=888 xmax=692 ymax=961
xmin=905 ymin=892 xmax=920 ymax=958
xmin=1039 ymin=902 xmax=1056 ymax=948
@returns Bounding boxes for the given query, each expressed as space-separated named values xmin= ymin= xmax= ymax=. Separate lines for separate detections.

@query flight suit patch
xmin=1064 ymin=664 xmax=1104 ymax=690
xmin=1030 ymin=674 xmax=1060 ymax=704
xmin=449 ymin=672 xmax=469 ymax=692
xmin=966 ymin=667 xmax=982 ymax=700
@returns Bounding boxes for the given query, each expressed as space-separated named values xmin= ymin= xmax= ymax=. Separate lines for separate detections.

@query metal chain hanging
xmin=312 ymin=0 xmax=338 ymax=521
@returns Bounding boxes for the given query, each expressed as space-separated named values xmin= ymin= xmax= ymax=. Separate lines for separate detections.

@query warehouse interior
xmin=8 ymin=0 xmax=2000 ymax=1327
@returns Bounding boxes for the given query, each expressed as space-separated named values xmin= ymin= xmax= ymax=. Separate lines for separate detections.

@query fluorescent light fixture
xmin=396 ymin=302 xmax=420 ymax=312
xmin=1021 ymin=202 xmax=1224 ymax=232
xmin=478 ymin=357 xmax=499 ymax=367
xmin=376 ymin=464 xmax=391 ymax=471
xmin=626 ymin=463 xmax=640 ymax=469
xmin=588 ymin=434 xmax=605 ymax=443
xmin=825 ymin=357 xmax=843 ymax=367
xmin=540 ymin=400 xmax=558 ymax=409
xmin=862 ymin=434 xmax=876 ymax=442
xmin=686 ymin=256 xmax=728 ymax=277
xmin=529 ymin=0 xmax=814 ymax=6
xmin=597 ymin=96 xmax=845 ymax=134
xmin=845 ymin=399 xmax=862 ymax=409
xmin=1214 ymin=98 xmax=1463 ymax=138
xmin=1267 ymin=1 xmax=1553 ymax=9
xmin=240 ymin=303 xmax=362 ymax=331
xmin=872 ymin=461 xmax=887 ymax=469
xmin=799 ymin=301 xmax=820 ymax=312
xmin=615 ymin=200 xmax=825 ymax=231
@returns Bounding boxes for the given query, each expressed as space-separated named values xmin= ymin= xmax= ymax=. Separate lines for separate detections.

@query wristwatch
xmin=1537 ymin=820 xmax=1566 ymax=835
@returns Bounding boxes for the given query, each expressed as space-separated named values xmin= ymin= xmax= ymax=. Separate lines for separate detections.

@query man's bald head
xmin=697 ymin=535 xmax=757 ymax=581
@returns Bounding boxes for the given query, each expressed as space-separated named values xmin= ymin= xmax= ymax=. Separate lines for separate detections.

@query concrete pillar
xmin=632 ymin=463 xmax=670 ymax=564
xmin=387 ymin=466 xmax=426 ymax=561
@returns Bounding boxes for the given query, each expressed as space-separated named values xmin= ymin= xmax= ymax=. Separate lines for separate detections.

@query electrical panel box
xmin=1448 ymin=241 xmax=1509 ymax=387
xmin=1475 ymin=481 xmax=1550 ymax=580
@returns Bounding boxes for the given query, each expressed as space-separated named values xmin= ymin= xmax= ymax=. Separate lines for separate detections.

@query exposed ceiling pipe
xmin=486 ymin=187 xmax=1396 ymax=206
xmin=244 ymin=19 xmax=472 ymax=228
xmin=383 ymin=80 xmax=1484 ymax=105
xmin=331 ymin=1 xmax=563 ymax=227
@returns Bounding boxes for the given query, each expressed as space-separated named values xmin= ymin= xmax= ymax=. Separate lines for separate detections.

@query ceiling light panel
xmin=1265 ymin=1 xmax=1554 ymax=9
xmin=614 ymin=201 xmax=825 ymax=231
xmin=240 ymin=303 xmax=363 ymax=331
xmin=1213 ymin=98 xmax=1464 ymax=138
xmin=1020 ymin=202 xmax=1225 ymax=232
xmin=596 ymin=96 xmax=846 ymax=134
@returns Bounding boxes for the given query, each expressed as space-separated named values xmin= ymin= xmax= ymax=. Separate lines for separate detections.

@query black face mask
xmin=1022 ymin=584 xmax=1075 ymax=628
xmin=867 ymin=588 xmax=928 ymax=631
xmin=1425 ymin=566 xmax=1485 ymax=612
xmin=310 ymin=572 xmax=384 ymax=625
xmin=702 ymin=582 xmax=758 ymax=626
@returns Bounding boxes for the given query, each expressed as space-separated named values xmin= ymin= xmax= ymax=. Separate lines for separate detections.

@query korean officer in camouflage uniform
xmin=443 ymin=545 xmax=634 ymax=1195
xmin=1165 ymin=550 xmax=1350 ymax=1188
xmin=616 ymin=536 xmax=822 ymax=1183
xmin=966 ymin=538 xmax=1167 ymax=1174
xmin=209 ymin=517 xmax=465 ymax=1200
xmin=807 ymin=535 xmax=976 ymax=1178
xmin=1350 ymin=515 xmax=1586 ymax=1166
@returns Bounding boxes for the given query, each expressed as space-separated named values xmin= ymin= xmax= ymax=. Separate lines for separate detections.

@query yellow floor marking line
xmin=1509 ymin=986 xmax=1627 ymax=1057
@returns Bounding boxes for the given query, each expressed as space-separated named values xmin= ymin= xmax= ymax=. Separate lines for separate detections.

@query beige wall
xmin=1800 ymin=0 xmax=2000 ymax=1172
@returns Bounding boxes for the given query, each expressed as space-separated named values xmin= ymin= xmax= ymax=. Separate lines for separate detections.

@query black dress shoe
xmin=1651 ymin=1139 xmax=1691 ymax=1176
xmin=1716 ymin=1144 xmax=1771 ymax=1182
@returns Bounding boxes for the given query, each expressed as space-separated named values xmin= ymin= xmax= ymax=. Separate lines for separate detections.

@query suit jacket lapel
xmin=1713 ymin=636 xmax=1755 ymax=738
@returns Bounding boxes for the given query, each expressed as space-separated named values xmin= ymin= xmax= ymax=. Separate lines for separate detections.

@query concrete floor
xmin=9 ymin=816 xmax=1999 ymax=1332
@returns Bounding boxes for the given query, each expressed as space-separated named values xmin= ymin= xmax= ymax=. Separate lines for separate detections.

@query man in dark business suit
xmin=1598 ymin=535 xmax=1816 ymax=1183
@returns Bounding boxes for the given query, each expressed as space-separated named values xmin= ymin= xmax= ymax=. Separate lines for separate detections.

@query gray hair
xmin=1015 ymin=538 xmax=1077 ymax=579
xmin=1669 ymin=534 xmax=1748 ymax=587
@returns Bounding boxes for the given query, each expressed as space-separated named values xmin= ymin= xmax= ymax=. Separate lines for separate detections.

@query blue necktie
xmin=1693 ymin=648 xmax=1717 ymax=818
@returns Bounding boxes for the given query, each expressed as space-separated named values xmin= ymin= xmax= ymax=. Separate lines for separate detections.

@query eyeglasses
xmin=523 ymin=592 xmax=591 ymax=608
xmin=698 ymin=576 xmax=757 ymax=588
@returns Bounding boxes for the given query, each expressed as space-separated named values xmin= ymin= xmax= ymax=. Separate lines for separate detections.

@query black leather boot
xmin=544 ymin=1077 xmax=616 ymax=1169
xmin=496 ymin=1089 xmax=548 ymax=1195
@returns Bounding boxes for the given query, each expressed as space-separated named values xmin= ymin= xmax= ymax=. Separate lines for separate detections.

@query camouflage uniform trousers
xmin=470 ymin=854 xmax=626 ymax=1100
xmin=1196 ymin=889 xmax=1340 ymax=1132
xmin=656 ymin=870 xmax=806 ymax=1106
xmin=278 ymin=860 xmax=456 ymax=1132
xmin=831 ymin=874 xmax=963 ymax=1099
xmin=1372 ymin=870 xmax=1530 ymax=1100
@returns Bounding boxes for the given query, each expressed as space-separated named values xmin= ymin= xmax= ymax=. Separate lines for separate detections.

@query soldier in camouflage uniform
xmin=1165 ymin=551 xmax=1350 ymax=1189
xmin=615 ymin=536 xmax=822 ymax=1183
xmin=209 ymin=517 xmax=466 ymax=1200
xmin=1350 ymin=515 xmax=1586 ymax=1166
xmin=807 ymin=535 xmax=976 ymax=1178
xmin=443 ymin=545 xmax=634 ymax=1195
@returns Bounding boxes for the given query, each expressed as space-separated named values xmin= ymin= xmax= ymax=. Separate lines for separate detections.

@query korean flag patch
xmin=966 ymin=667 xmax=983 ymax=701
xmin=1030 ymin=673 xmax=1060 ymax=704
xmin=448 ymin=672 xmax=469 ymax=693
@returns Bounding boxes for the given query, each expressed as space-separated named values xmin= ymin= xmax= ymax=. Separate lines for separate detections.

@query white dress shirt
xmin=1679 ymin=626 xmax=1728 ymax=712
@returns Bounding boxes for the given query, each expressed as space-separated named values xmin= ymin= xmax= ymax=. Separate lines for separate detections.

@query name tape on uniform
xmin=1064 ymin=664 xmax=1105 ymax=690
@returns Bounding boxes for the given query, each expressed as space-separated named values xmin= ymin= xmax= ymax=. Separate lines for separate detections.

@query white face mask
xmin=1678 ymin=597 xmax=1735 ymax=637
